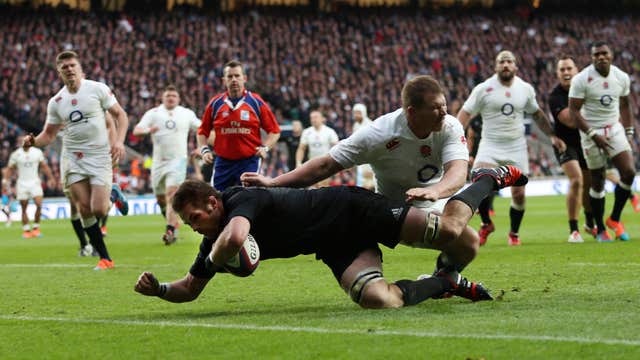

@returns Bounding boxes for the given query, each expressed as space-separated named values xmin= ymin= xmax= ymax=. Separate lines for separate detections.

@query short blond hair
xmin=55 ymin=50 xmax=79 ymax=65
xmin=401 ymin=75 xmax=444 ymax=110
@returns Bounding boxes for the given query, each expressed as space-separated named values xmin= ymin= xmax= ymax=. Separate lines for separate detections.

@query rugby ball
xmin=223 ymin=234 xmax=260 ymax=277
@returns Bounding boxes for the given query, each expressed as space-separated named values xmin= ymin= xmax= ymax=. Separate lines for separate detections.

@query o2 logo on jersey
xmin=501 ymin=103 xmax=514 ymax=116
xmin=165 ymin=120 xmax=176 ymax=129
xmin=417 ymin=164 xmax=439 ymax=182
xmin=600 ymin=95 xmax=613 ymax=107
xmin=69 ymin=110 xmax=86 ymax=124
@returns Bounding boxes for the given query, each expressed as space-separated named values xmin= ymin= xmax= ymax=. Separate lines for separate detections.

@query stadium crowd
xmin=1 ymin=6 xmax=639 ymax=195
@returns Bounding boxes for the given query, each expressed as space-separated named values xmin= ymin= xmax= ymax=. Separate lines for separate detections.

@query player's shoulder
xmin=83 ymin=79 xmax=109 ymax=90
xmin=610 ymin=65 xmax=630 ymax=82
xmin=48 ymin=87 xmax=66 ymax=105
xmin=549 ymin=83 xmax=565 ymax=97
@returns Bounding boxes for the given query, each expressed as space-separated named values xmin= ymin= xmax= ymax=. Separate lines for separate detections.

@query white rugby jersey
xmin=46 ymin=79 xmax=117 ymax=154
xmin=352 ymin=117 xmax=372 ymax=134
xmin=569 ymin=64 xmax=630 ymax=128
xmin=300 ymin=125 xmax=339 ymax=160
xmin=330 ymin=109 xmax=468 ymax=204
xmin=462 ymin=74 xmax=539 ymax=142
xmin=8 ymin=147 xmax=44 ymax=185
xmin=138 ymin=105 xmax=201 ymax=162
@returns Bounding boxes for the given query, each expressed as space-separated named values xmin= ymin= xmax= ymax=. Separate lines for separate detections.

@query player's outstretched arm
xmin=27 ymin=123 xmax=63 ymax=148
xmin=134 ymin=271 xmax=209 ymax=303
xmin=241 ymin=154 xmax=344 ymax=188
xmin=406 ymin=159 xmax=468 ymax=203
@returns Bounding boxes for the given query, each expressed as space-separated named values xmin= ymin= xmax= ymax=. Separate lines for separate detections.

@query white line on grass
xmin=569 ymin=262 xmax=640 ymax=267
xmin=0 ymin=264 xmax=171 ymax=268
xmin=1 ymin=315 xmax=638 ymax=346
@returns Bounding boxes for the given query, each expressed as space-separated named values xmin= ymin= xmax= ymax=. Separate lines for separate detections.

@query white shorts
xmin=61 ymin=151 xmax=112 ymax=189
xmin=474 ymin=138 xmax=529 ymax=174
xmin=152 ymin=158 xmax=187 ymax=195
xmin=412 ymin=198 xmax=448 ymax=213
xmin=16 ymin=181 xmax=43 ymax=201
xmin=580 ymin=122 xmax=632 ymax=170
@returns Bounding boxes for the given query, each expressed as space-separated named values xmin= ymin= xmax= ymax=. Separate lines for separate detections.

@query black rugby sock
xmin=71 ymin=218 xmax=88 ymax=247
xmin=86 ymin=223 xmax=111 ymax=260
xmin=510 ymin=206 xmax=525 ymax=234
xmin=610 ymin=184 xmax=631 ymax=222
xmin=395 ymin=277 xmax=452 ymax=306
xmin=449 ymin=176 xmax=495 ymax=214
xmin=590 ymin=195 xmax=606 ymax=232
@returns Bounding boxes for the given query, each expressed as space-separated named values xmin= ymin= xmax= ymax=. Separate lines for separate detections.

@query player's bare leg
xmin=31 ymin=195 xmax=43 ymax=237
xmin=162 ymin=184 xmax=179 ymax=245
xmin=19 ymin=199 xmax=31 ymax=238
xmin=70 ymin=180 xmax=113 ymax=269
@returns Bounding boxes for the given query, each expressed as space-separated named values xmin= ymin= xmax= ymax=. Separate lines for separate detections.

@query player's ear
xmin=208 ymin=195 xmax=219 ymax=210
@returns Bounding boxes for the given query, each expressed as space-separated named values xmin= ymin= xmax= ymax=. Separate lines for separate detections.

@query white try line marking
xmin=1 ymin=315 xmax=638 ymax=346
xmin=0 ymin=263 xmax=171 ymax=268
xmin=569 ymin=262 xmax=640 ymax=267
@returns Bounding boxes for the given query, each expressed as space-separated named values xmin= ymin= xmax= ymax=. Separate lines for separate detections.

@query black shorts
xmin=554 ymin=144 xmax=587 ymax=169
xmin=316 ymin=187 xmax=410 ymax=280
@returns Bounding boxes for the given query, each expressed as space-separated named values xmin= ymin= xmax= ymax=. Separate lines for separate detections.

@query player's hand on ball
xmin=134 ymin=271 xmax=160 ymax=296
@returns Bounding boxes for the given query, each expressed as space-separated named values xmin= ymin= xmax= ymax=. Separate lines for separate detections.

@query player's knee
xmin=568 ymin=176 xmax=583 ymax=191
xmin=435 ymin=217 xmax=464 ymax=245
xmin=348 ymin=268 xmax=400 ymax=309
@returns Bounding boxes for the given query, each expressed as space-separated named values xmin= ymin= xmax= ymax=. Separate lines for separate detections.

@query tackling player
xmin=242 ymin=75 xmax=476 ymax=278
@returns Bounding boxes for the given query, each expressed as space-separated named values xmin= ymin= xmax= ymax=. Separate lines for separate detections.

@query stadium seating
xmin=1 ymin=6 xmax=638 ymax=193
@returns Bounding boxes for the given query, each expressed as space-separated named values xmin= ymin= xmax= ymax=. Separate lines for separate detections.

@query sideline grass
xmin=1 ymin=195 xmax=639 ymax=359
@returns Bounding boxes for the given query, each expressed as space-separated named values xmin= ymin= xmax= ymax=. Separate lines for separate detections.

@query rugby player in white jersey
xmin=569 ymin=41 xmax=636 ymax=242
xmin=24 ymin=51 xmax=129 ymax=270
xmin=457 ymin=50 xmax=565 ymax=246
xmin=295 ymin=110 xmax=339 ymax=187
xmin=352 ymin=103 xmax=375 ymax=190
xmin=3 ymin=136 xmax=55 ymax=238
xmin=133 ymin=85 xmax=201 ymax=245
xmin=242 ymin=75 xmax=480 ymax=285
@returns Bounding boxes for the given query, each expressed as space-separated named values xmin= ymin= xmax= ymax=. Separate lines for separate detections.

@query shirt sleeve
xmin=97 ymin=82 xmax=118 ymax=111
xmin=329 ymin=124 xmax=375 ymax=168
xmin=441 ymin=119 xmax=469 ymax=164
xmin=46 ymin=98 xmax=62 ymax=125
xmin=188 ymin=236 xmax=217 ymax=279
xmin=548 ymin=90 xmax=565 ymax=121
xmin=137 ymin=110 xmax=153 ymax=129
xmin=569 ymin=75 xmax=585 ymax=99
xmin=524 ymin=84 xmax=540 ymax=114
xmin=197 ymin=101 xmax=213 ymax=137
xmin=330 ymin=128 xmax=339 ymax=143
xmin=256 ymin=96 xmax=280 ymax=134
xmin=621 ymin=72 xmax=631 ymax=97
xmin=189 ymin=110 xmax=202 ymax=130
xmin=8 ymin=152 xmax=17 ymax=167
xmin=300 ymin=128 xmax=310 ymax=146
xmin=461 ymin=83 xmax=484 ymax=116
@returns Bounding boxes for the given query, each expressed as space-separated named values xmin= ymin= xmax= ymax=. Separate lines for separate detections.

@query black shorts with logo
xmin=554 ymin=144 xmax=587 ymax=169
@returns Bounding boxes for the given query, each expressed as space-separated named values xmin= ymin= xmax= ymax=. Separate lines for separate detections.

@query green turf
xmin=1 ymin=195 xmax=639 ymax=359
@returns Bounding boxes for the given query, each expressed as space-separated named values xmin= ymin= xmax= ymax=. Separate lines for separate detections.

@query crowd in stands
xmin=1 ymin=6 xmax=639 ymax=196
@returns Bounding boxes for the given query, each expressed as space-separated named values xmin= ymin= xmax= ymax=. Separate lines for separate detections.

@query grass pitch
xmin=1 ymin=195 xmax=639 ymax=359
